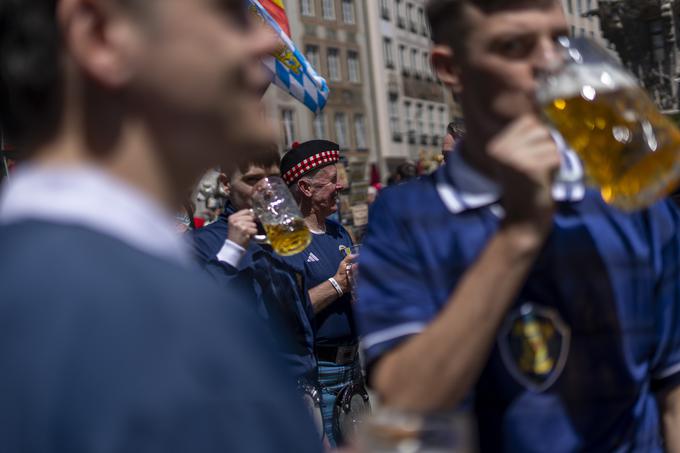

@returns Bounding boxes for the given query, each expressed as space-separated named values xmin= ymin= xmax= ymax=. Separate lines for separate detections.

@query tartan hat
xmin=280 ymin=140 xmax=340 ymax=185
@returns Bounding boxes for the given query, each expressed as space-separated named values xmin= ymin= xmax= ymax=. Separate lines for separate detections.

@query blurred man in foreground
xmin=0 ymin=0 xmax=321 ymax=451
xmin=356 ymin=0 xmax=680 ymax=451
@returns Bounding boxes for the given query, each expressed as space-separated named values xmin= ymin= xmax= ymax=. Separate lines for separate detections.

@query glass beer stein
xmin=251 ymin=176 xmax=311 ymax=256
xmin=537 ymin=36 xmax=680 ymax=211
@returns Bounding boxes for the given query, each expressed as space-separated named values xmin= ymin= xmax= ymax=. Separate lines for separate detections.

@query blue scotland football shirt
xmin=356 ymin=146 xmax=680 ymax=452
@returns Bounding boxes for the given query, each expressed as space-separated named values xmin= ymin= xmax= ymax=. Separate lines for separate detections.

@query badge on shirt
xmin=498 ymin=303 xmax=570 ymax=393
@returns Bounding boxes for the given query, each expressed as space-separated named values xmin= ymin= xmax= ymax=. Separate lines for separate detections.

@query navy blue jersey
xmin=280 ymin=220 xmax=356 ymax=346
xmin=191 ymin=206 xmax=317 ymax=378
xmin=0 ymin=220 xmax=322 ymax=453
xmin=356 ymin=159 xmax=680 ymax=452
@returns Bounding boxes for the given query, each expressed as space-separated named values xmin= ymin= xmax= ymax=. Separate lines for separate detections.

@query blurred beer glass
xmin=537 ymin=36 xmax=680 ymax=211
xmin=251 ymin=176 xmax=311 ymax=256
xmin=355 ymin=409 xmax=476 ymax=453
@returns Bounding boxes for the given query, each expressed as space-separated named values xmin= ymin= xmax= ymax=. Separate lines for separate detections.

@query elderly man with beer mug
xmin=277 ymin=140 xmax=369 ymax=447
xmin=354 ymin=0 xmax=680 ymax=451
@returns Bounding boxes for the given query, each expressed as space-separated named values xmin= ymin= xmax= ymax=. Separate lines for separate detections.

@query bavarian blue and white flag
xmin=248 ymin=0 xmax=330 ymax=114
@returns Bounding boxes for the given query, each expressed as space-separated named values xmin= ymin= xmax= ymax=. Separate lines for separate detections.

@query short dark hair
xmin=234 ymin=145 xmax=282 ymax=175
xmin=0 ymin=0 xmax=141 ymax=150
xmin=0 ymin=0 xmax=62 ymax=149
xmin=446 ymin=119 xmax=466 ymax=139
xmin=426 ymin=0 xmax=558 ymax=48
xmin=396 ymin=162 xmax=417 ymax=180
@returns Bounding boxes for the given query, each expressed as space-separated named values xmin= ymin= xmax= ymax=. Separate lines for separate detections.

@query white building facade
xmin=364 ymin=0 xmax=455 ymax=176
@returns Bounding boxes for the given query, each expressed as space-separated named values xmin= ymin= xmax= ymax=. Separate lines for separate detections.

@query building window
xmin=389 ymin=95 xmax=401 ymax=138
xmin=327 ymin=48 xmax=341 ymax=81
xmin=404 ymin=101 xmax=413 ymax=141
xmin=428 ymin=105 xmax=435 ymax=136
xmin=354 ymin=115 xmax=367 ymax=149
xmin=306 ymin=45 xmax=320 ymax=71
xmin=380 ymin=0 xmax=390 ymax=20
xmin=322 ymin=0 xmax=335 ymax=20
xmin=399 ymin=45 xmax=407 ymax=73
xmin=439 ymin=106 xmax=446 ymax=138
xmin=422 ymin=52 xmax=430 ymax=78
xmin=335 ymin=113 xmax=349 ymax=149
xmin=416 ymin=103 xmax=423 ymax=134
xmin=411 ymin=48 xmax=418 ymax=76
xmin=418 ymin=7 xmax=427 ymax=35
xmin=347 ymin=51 xmax=361 ymax=83
xmin=396 ymin=0 xmax=405 ymax=27
xmin=342 ymin=0 xmax=355 ymax=24
xmin=281 ymin=109 xmax=296 ymax=148
xmin=650 ymin=20 xmax=665 ymax=63
xmin=567 ymin=0 xmax=573 ymax=14
xmin=301 ymin=0 xmax=315 ymax=17
xmin=313 ymin=112 xmax=327 ymax=138
xmin=383 ymin=38 xmax=395 ymax=69
xmin=407 ymin=3 xmax=417 ymax=32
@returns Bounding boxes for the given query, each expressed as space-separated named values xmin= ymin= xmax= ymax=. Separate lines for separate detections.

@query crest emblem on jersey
xmin=498 ymin=303 xmax=570 ymax=392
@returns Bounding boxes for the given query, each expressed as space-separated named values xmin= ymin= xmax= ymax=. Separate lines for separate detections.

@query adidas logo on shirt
xmin=306 ymin=253 xmax=320 ymax=263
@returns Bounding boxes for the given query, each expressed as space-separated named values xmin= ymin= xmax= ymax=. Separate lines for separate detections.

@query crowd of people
xmin=1 ymin=0 xmax=680 ymax=452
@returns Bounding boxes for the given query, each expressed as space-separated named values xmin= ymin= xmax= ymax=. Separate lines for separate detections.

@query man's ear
xmin=431 ymin=44 xmax=463 ymax=94
xmin=218 ymin=173 xmax=231 ymax=196
xmin=57 ymin=0 xmax=140 ymax=88
xmin=297 ymin=179 xmax=312 ymax=198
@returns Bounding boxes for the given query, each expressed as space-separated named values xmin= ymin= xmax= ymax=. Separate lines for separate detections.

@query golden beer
xmin=263 ymin=217 xmax=311 ymax=256
xmin=252 ymin=176 xmax=312 ymax=256
xmin=540 ymin=63 xmax=680 ymax=210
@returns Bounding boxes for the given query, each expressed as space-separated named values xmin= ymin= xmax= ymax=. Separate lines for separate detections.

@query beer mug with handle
xmin=251 ymin=176 xmax=311 ymax=256
xmin=537 ymin=36 xmax=680 ymax=211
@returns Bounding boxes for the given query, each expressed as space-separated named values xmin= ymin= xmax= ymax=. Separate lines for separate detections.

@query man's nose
xmin=250 ymin=17 xmax=280 ymax=58
xmin=533 ymin=36 xmax=564 ymax=75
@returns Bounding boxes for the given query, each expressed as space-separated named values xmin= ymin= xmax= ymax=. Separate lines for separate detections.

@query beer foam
xmin=537 ymin=63 xmax=637 ymax=104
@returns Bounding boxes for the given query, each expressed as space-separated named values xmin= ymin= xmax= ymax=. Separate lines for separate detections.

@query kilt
xmin=318 ymin=360 xmax=360 ymax=447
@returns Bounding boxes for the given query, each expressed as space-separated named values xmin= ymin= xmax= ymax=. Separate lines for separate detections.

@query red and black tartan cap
xmin=280 ymin=140 xmax=340 ymax=185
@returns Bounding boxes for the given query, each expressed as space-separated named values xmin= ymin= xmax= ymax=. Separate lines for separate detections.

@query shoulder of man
xmin=0 ymin=220 xmax=219 ymax=308
xmin=0 ymin=221 xmax=322 ymax=452
xmin=370 ymin=172 xmax=441 ymax=224
xmin=190 ymin=215 xmax=229 ymax=262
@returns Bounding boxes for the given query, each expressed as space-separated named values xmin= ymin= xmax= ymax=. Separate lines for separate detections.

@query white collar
xmin=0 ymin=165 xmax=190 ymax=266
xmin=436 ymin=131 xmax=585 ymax=215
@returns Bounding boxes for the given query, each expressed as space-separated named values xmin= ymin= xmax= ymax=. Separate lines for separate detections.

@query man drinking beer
xmin=355 ymin=0 xmax=680 ymax=451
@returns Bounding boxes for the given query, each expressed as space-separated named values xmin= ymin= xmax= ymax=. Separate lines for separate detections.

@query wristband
xmin=328 ymin=277 xmax=343 ymax=297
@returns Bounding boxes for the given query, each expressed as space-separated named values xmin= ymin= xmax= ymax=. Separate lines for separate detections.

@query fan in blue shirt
xmin=355 ymin=1 xmax=680 ymax=451
xmin=191 ymin=151 xmax=318 ymax=386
